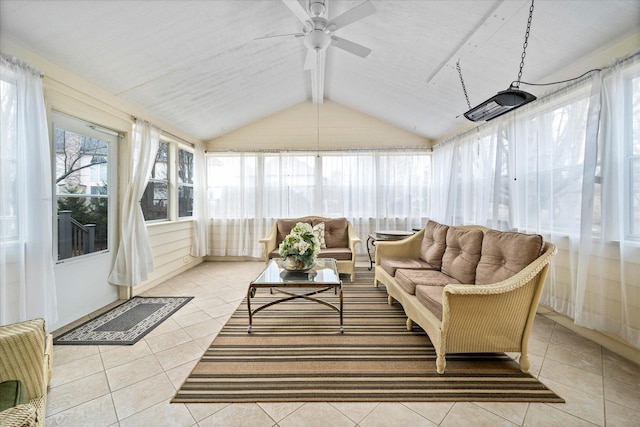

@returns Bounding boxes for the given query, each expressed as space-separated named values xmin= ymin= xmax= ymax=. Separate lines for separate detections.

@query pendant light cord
xmin=456 ymin=60 xmax=472 ymax=110
xmin=513 ymin=0 xmax=535 ymax=89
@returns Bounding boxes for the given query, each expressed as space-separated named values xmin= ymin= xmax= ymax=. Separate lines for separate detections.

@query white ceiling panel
xmin=1 ymin=0 xmax=638 ymax=141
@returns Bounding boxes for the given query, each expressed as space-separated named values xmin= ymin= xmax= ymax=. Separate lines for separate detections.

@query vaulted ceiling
xmin=1 ymin=0 xmax=639 ymax=142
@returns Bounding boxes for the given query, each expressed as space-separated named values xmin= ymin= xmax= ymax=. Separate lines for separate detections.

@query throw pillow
xmin=313 ymin=222 xmax=326 ymax=248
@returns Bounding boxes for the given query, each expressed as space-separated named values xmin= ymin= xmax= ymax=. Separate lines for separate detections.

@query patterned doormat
xmin=53 ymin=296 xmax=193 ymax=345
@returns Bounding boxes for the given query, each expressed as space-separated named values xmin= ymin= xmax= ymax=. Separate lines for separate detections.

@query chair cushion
xmin=415 ymin=285 xmax=445 ymax=321
xmin=320 ymin=218 xmax=349 ymax=248
xmin=276 ymin=219 xmax=312 ymax=245
xmin=441 ymin=227 xmax=484 ymax=284
xmin=475 ymin=230 xmax=544 ymax=285
xmin=318 ymin=247 xmax=352 ymax=261
xmin=379 ymin=257 xmax=434 ymax=276
xmin=419 ymin=220 xmax=449 ymax=268
xmin=270 ymin=247 xmax=352 ymax=261
xmin=0 ymin=381 xmax=28 ymax=412
xmin=395 ymin=269 xmax=460 ymax=295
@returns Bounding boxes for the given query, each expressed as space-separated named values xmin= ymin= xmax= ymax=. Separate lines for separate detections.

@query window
xmin=141 ymin=141 xmax=169 ymax=221
xmin=178 ymin=148 xmax=194 ymax=218
xmin=207 ymin=150 xmax=431 ymax=221
xmin=54 ymin=122 xmax=111 ymax=260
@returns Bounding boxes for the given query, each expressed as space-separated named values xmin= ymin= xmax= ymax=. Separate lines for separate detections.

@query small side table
xmin=366 ymin=230 xmax=416 ymax=270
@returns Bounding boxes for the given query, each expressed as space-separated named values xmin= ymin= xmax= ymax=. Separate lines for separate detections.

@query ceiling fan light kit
xmin=463 ymin=0 xmax=537 ymax=122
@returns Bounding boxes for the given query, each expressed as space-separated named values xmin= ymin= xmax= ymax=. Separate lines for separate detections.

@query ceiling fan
xmin=257 ymin=0 xmax=376 ymax=103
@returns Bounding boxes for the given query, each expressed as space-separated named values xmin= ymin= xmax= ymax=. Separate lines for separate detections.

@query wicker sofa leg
xmin=519 ymin=353 xmax=531 ymax=373
xmin=387 ymin=295 xmax=393 ymax=305
xmin=406 ymin=318 xmax=413 ymax=330
xmin=436 ymin=353 xmax=446 ymax=374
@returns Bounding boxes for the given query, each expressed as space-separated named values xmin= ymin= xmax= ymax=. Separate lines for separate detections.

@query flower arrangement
xmin=279 ymin=222 xmax=321 ymax=270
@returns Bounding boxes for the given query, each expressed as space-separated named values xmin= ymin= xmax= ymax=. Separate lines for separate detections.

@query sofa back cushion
xmin=419 ymin=220 xmax=449 ymax=268
xmin=276 ymin=219 xmax=312 ymax=245
xmin=441 ymin=227 xmax=484 ymax=283
xmin=317 ymin=218 xmax=349 ymax=248
xmin=475 ymin=230 xmax=544 ymax=285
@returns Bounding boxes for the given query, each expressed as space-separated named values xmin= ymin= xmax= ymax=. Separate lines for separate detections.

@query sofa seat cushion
xmin=379 ymin=257 xmax=434 ymax=276
xmin=277 ymin=219 xmax=312 ymax=245
xmin=441 ymin=227 xmax=484 ymax=284
xmin=316 ymin=218 xmax=349 ymax=248
xmin=419 ymin=220 xmax=449 ymax=268
xmin=395 ymin=269 xmax=461 ymax=295
xmin=269 ymin=247 xmax=352 ymax=261
xmin=476 ymin=229 xmax=544 ymax=285
xmin=415 ymin=285 xmax=445 ymax=321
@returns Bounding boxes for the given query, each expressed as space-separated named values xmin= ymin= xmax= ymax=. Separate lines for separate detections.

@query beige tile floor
xmin=47 ymin=261 xmax=640 ymax=427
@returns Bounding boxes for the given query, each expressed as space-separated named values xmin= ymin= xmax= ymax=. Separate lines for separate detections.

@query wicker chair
xmin=0 ymin=319 xmax=53 ymax=427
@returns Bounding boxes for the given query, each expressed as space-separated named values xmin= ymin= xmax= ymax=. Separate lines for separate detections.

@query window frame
xmin=51 ymin=111 xmax=117 ymax=262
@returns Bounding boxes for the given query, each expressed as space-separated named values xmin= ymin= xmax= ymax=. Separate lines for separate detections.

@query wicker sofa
xmin=374 ymin=220 xmax=556 ymax=374
xmin=0 ymin=319 xmax=53 ymax=427
xmin=260 ymin=216 xmax=362 ymax=281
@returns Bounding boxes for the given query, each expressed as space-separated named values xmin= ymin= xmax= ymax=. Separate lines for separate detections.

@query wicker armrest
xmin=374 ymin=228 xmax=425 ymax=264
xmin=440 ymin=242 xmax=557 ymax=354
xmin=258 ymin=223 xmax=278 ymax=262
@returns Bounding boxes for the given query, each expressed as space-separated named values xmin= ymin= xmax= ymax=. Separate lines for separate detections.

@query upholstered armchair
xmin=0 ymin=319 xmax=53 ymax=427
xmin=260 ymin=216 xmax=362 ymax=281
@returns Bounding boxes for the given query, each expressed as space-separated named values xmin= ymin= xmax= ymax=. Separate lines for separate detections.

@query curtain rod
xmin=205 ymin=146 xmax=433 ymax=154
xmin=434 ymin=49 xmax=640 ymax=149
xmin=0 ymin=54 xmax=43 ymax=77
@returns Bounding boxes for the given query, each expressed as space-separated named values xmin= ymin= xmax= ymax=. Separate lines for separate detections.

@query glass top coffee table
xmin=247 ymin=258 xmax=343 ymax=334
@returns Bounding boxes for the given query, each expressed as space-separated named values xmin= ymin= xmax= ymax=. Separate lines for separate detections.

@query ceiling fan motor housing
xmin=309 ymin=0 xmax=326 ymax=17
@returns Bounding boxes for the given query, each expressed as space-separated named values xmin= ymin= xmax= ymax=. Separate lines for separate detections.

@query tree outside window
xmin=178 ymin=149 xmax=194 ymax=218
xmin=141 ymin=141 xmax=169 ymax=221
xmin=55 ymin=127 xmax=109 ymax=260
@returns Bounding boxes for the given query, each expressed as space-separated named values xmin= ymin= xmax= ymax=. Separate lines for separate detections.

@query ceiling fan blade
xmin=303 ymin=49 xmax=317 ymax=70
xmin=282 ymin=0 xmax=311 ymax=25
xmin=254 ymin=33 xmax=304 ymax=41
xmin=328 ymin=0 xmax=376 ymax=31
xmin=331 ymin=36 xmax=371 ymax=58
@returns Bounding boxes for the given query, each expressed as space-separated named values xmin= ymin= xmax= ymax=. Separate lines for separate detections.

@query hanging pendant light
xmin=464 ymin=0 xmax=537 ymax=122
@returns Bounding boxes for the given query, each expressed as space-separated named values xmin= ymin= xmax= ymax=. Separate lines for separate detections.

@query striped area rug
xmin=173 ymin=268 xmax=563 ymax=403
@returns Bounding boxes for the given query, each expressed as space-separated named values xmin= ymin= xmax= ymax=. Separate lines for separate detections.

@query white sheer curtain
xmin=431 ymin=129 xmax=511 ymax=230
xmin=573 ymin=57 xmax=640 ymax=347
xmin=190 ymin=144 xmax=208 ymax=257
xmin=431 ymin=52 xmax=640 ymax=348
xmin=108 ymin=120 xmax=159 ymax=286
xmin=0 ymin=56 xmax=58 ymax=326
xmin=207 ymin=150 xmax=431 ymax=257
